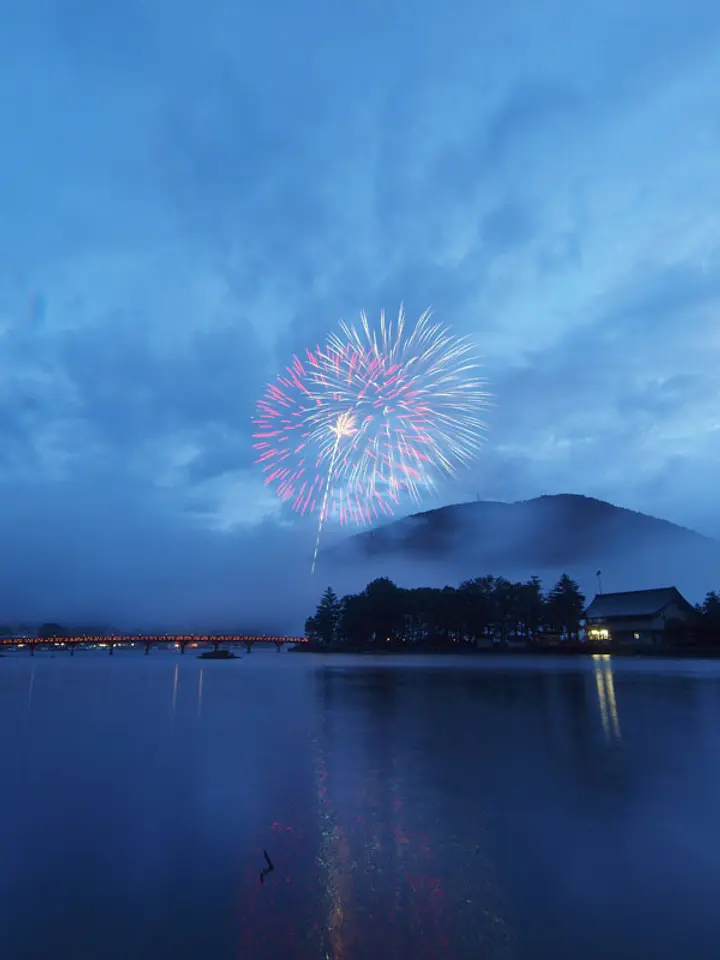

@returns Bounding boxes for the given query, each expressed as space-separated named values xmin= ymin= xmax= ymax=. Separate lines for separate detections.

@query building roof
xmin=585 ymin=587 xmax=691 ymax=620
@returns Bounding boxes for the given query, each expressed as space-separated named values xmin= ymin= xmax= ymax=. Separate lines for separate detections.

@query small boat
xmin=198 ymin=649 xmax=238 ymax=660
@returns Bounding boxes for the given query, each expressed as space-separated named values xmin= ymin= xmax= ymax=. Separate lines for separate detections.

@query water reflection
xmin=313 ymin=670 xmax=495 ymax=959
xmin=315 ymin=738 xmax=352 ymax=959
xmin=27 ymin=666 xmax=35 ymax=710
xmin=171 ymin=663 xmax=179 ymax=715
xmin=3 ymin=655 xmax=720 ymax=959
xmin=593 ymin=655 xmax=621 ymax=741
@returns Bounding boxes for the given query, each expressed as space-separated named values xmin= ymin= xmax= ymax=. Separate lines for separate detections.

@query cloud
xmin=455 ymin=259 xmax=720 ymax=529
xmin=2 ymin=0 xmax=720 ymax=622
xmin=60 ymin=313 xmax=266 ymax=452
xmin=432 ymin=80 xmax=582 ymax=201
xmin=0 ymin=469 xmax=322 ymax=631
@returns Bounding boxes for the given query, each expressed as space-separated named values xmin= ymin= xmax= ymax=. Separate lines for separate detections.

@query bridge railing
xmin=0 ymin=634 xmax=308 ymax=645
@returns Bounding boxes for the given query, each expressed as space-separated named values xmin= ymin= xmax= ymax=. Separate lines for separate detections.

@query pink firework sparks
xmin=252 ymin=353 xmax=396 ymax=527
xmin=252 ymin=306 xmax=491 ymax=566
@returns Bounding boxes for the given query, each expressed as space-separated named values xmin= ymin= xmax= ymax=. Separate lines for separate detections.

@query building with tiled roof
xmin=584 ymin=587 xmax=696 ymax=645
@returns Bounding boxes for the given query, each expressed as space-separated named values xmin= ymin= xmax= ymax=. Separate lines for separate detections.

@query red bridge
xmin=0 ymin=634 xmax=307 ymax=655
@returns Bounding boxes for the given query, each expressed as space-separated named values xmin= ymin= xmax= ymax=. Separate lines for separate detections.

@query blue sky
xmin=2 ymin=0 xmax=720 ymax=627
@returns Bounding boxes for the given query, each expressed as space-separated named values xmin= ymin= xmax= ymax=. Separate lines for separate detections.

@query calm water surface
xmin=2 ymin=650 xmax=720 ymax=958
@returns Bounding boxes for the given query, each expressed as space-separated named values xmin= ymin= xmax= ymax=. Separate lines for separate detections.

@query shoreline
xmin=292 ymin=643 xmax=720 ymax=659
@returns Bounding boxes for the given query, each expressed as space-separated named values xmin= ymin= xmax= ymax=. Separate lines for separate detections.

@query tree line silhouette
xmin=305 ymin=573 xmax=587 ymax=648
xmin=307 ymin=578 xmax=720 ymax=649
xmin=695 ymin=591 xmax=720 ymax=645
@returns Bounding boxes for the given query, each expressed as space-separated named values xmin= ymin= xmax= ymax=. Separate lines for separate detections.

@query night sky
xmin=1 ymin=1 xmax=720 ymax=628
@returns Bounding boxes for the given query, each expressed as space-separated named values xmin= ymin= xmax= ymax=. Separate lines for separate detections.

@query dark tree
xmin=401 ymin=587 xmax=428 ymax=644
xmin=339 ymin=592 xmax=373 ymax=645
xmin=306 ymin=587 xmax=343 ymax=646
xmin=442 ymin=585 xmax=466 ymax=644
xmin=491 ymin=577 xmax=520 ymax=643
xmin=695 ymin=591 xmax=720 ymax=645
xmin=38 ymin=622 xmax=66 ymax=639
xmin=545 ymin=574 xmax=585 ymax=640
xmin=515 ymin=577 xmax=546 ymax=639
xmin=401 ymin=586 xmax=451 ymax=645
xmin=458 ymin=576 xmax=495 ymax=642
xmin=363 ymin=578 xmax=405 ymax=643
xmin=306 ymin=571 xmax=591 ymax=652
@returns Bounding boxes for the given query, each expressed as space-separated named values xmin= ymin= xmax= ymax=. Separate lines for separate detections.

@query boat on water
xmin=197 ymin=649 xmax=238 ymax=660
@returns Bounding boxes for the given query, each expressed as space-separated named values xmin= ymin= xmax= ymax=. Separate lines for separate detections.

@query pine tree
xmin=305 ymin=587 xmax=342 ymax=646
xmin=516 ymin=576 xmax=545 ymax=638
xmin=546 ymin=574 xmax=585 ymax=640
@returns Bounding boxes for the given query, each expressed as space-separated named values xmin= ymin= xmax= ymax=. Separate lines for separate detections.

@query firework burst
xmin=252 ymin=305 xmax=491 ymax=570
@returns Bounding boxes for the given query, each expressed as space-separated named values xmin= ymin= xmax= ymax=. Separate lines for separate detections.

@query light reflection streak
xmin=390 ymin=774 xmax=408 ymax=922
xmin=27 ymin=667 xmax=35 ymax=710
xmin=197 ymin=668 xmax=203 ymax=719
xmin=593 ymin=654 xmax=621 ymax=740
xmin=314 ymin=734 xmax=353 ymax=959
xmin=312 ymin=674 xmax=521 ymax=958
xmin=313 ymin=713 xmax=456 ymax=958
xmin=172 ymin=664 xmax=179 ymax=715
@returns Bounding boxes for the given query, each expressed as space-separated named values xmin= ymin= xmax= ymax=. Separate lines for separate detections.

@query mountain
xmin=338 ymin=494 xmax=715 ymax=565
xmin=321 ymin=494 xmax=720 ymax=601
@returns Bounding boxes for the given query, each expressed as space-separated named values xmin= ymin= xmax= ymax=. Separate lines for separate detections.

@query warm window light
xmin=588 ymin=627 xmax=610 ymax=641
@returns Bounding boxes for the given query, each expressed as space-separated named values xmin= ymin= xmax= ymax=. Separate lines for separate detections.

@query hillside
xmin=321 ymin=494 xmax=720 ymax=601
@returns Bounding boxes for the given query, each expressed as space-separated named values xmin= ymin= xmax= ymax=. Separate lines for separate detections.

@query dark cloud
xmin=49 ymin=0 xmax=159 ymax=72
xmin=481 ymin=199 xmax=537 ymax=251
xmin=184 ymin=427 xmax=254 ymax=484
xmin=431 ymin=80 xmax=582 ymax=200
xmin=615 ymin=373 xmax=711 ymax=419
xmin=58 ymin=316 xmax=267 ymax=451
xmin=485 ymin=81 xmax=582 ymax=163
xmin=1 ymin=0 xmax=720 ymax=625
xmin=454 ymin=259 xmax=720 ymax=529
xmin=599 ymin=261 xmax=720 ymax=337
xmin=0 ymin=472 xmax=317 ymax=632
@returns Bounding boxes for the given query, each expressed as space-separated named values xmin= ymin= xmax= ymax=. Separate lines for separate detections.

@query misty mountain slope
xmin=321 ymin=495 xmax=720 ymax=601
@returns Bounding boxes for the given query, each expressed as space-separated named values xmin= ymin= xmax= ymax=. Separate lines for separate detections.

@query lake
xmin=2 ymin=649 xmax=720 ymax=958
